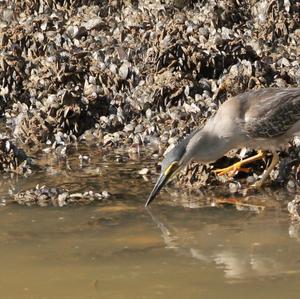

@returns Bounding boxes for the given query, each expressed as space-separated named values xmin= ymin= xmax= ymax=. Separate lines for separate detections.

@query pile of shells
xmin=0 ymin=0 xmax=300 ymax=187
xmin=6 ymin=89 xmax=109 ymax=151
xmin=0 ymin=134 xmax=31 ymax=174
xmin=14 ymin=185 xmax=111 ymax=207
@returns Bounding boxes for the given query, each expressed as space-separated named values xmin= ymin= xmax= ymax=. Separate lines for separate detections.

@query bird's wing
xmin=240 ymin=88 xmax=300 ymax=138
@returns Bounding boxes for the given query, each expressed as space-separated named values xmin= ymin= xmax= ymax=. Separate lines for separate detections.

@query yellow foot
xmin=213 ymin=161 xmax=251 ymax=177
xmin=214 ymin=150 xmax=265 ymax=177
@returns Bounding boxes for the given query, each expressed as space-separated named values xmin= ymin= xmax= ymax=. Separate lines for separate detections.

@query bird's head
xmin=145 ymin=129 xmax=200 ymax=207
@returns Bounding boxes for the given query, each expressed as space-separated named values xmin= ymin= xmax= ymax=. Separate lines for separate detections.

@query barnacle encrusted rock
xmin=0 ymin=0 xmax=300 ymax=188
xmin=288 ymin=196 xmax=300 ymax=221
xmin=0 ymin=135 xmax=31 ymax=174
xmin=14 ymin=185 xmax=111 ymax=207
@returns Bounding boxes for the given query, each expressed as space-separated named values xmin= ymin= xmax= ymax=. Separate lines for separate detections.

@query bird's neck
xmin=187 ymin=130 xmax=233 ymax=163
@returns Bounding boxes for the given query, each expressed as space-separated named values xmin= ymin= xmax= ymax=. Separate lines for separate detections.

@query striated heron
xmin=146 ymin=87 xmax=300 ymax=206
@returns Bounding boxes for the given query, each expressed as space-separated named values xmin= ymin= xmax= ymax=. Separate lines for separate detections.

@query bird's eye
xmin=157 ymin=163 xmax=162 ymax=172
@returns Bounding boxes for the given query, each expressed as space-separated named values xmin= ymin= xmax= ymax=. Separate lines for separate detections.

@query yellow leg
xmin=214 ymin=150 xmax=265 ymax=176
xmin=252 ymin=150 xmax=279 ymax=188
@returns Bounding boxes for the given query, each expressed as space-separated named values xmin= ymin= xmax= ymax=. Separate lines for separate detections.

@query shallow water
xmin=0 ymin=147 xmax=300 ymax=299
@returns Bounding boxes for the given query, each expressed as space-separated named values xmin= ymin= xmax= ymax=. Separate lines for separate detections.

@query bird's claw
xmin=213 ymin=162 xmax=252 ymax=177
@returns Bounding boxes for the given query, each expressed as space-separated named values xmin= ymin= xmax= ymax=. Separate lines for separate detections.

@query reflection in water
xmin=146 ymin=206 xmax=300 ymax=280
xmin=0 ymin=195 xmax=300 ymax=298
xmin=289 ymin=222 xmax=300 ymax=242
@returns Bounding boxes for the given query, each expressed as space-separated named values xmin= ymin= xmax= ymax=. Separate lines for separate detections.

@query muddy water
xmin=0 ymin=147 xmax=300 ymax=299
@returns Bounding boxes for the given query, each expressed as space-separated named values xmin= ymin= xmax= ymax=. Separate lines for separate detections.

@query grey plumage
xmin=146 ymin=87 xmax=300 ymax=206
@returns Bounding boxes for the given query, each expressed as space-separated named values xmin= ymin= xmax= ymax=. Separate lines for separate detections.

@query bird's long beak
xmin=145 ymin=173 xmax=169 ymax=207
xmin=145 ymin=162 xmax=179 ymax=207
